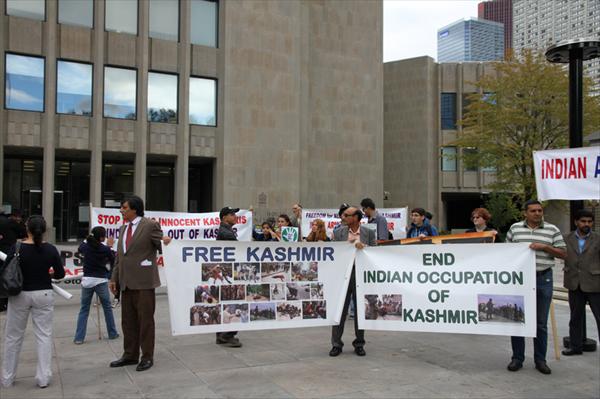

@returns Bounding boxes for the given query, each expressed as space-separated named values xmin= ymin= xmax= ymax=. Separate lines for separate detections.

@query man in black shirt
xmin=215 ymin=207 xmax=242 ymax=348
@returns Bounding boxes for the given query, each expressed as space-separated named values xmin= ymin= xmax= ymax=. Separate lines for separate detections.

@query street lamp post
xmin=545 ymin=38 xmax=600 ymax=353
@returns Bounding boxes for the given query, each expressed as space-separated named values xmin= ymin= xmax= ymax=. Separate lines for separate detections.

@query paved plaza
xmin=1 ymin=291 xmax=598 ymax=399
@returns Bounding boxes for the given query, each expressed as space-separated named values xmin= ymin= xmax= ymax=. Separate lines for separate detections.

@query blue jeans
xmin=511 ymin=269 xmax=553 ymax=363
xmin=74 ymin=282 xmax=118 ymax=342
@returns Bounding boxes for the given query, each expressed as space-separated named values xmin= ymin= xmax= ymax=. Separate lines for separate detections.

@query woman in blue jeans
xmin=74 ymin=226 xmax=119 ymax=343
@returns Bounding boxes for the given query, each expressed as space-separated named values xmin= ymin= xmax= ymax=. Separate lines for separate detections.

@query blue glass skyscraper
xmin=437 ymin=18 xmax=504 ymax=62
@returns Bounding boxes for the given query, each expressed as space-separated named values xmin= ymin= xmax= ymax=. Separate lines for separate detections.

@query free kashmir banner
xmin=162 ymin=241 xmax=356 ymax=335
xmin=533 ymin=147 xmax=600 ymax=200
xmin=354 ymin=243 xmax=536 ymax=337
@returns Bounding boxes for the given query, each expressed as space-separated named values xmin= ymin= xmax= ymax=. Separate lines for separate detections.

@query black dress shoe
xmin=562 ymin=348 xmax=583 ymax=356
xmin=354 ymin=347 xmax=366 ymax=356
xmin=506 ymin=359 xmax=522 ymax=372
xmin=535 ymin=361 xmax=552 ymax=375
xmin=110 ymin=357 xmax=138 ymax=368
xmin=136 ymin=359 xmax=153 ymax=372
xmin=329 ymin=347 xmax=342 ymax=357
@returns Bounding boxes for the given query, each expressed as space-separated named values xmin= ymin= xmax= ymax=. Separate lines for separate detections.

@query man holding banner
xmin=330 ymin=206 xmax=376 ymax=357
xmin=506 ymin=200 xmax=566 ymax=375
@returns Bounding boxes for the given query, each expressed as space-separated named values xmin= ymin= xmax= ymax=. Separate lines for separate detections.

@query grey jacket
xmin=563 ymin=231 xmax=600 ymax=293
xmin=332 ymin=225 xmax=377 ymax=246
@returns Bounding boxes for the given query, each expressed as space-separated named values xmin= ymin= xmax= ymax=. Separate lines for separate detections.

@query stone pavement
xmin=0 ymin=292 xmax=598 ymax=399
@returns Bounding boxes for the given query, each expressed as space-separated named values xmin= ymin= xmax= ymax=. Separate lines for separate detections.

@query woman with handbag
xmin=73 ymin=226 xmax=119 ymax=344
xmin=1 ymin=215 xmax=64 ymax=388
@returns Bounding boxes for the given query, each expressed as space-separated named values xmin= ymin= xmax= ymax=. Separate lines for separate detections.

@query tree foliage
xmin=454 ymin=50 xmax=600 ymax=202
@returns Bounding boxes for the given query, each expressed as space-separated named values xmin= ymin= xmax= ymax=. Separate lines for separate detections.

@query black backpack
xmin=0 ymin=241 xmax=23 ymax=297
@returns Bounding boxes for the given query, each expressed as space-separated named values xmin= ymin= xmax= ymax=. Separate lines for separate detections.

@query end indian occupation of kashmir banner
xmin=162 ymin=241 xmax=356 ymax=335
xmin=355 ymin=244 xmax=536 ymax=337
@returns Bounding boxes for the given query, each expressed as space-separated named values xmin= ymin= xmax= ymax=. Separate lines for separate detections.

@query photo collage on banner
xmin=163 ymin=241 xmax=357 ymax=335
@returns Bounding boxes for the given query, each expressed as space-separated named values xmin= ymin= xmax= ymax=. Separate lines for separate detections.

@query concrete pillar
xmin=89 ymin=0 xmax=105 ymax=208
xmin=175 ymin=0 xmax=191 ymax=212
xmin=0 ymin=1 xmax=5 ymax=206
xmin=42 ymin=1 xmax=57 ymax=242
xmin=135 ymin=0 xmax=149 ymax=201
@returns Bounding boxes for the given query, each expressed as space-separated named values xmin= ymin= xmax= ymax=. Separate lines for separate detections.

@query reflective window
xmin=148 ymin=72 xmax=178 ymax=123
xmin=59 ymin=0 xmax=93 ymax=28
xmin=441 ymin=93 xmax=457 ymax=130
xmin=102 ymin=162 xmax=134 ymax=208
xmin=191 ymin=0 xmax=217 ymax=47
xmin=57 ymin=61 xmax=92 ymax=116
xmin=441 ymin=147 xmax=457 ymax=172
xmin=147 ymin=164 xmax=174 ymax=211
xmin=189 ymin=77 xmax=216 ymax=126
xmin=149 ymin=0 xmax=179 ymax=41
xmin=6 ymin=0 xmax=45 ymax=20
xmin=105 ymin=0 xmax=138 ymax=35
xmin=462 ymin=148 xmax=478 ymax=172
xmin=5 ymin=54 xmax=45 ymax=112
xmin=104 ymin=67 xmax=137 ymax=120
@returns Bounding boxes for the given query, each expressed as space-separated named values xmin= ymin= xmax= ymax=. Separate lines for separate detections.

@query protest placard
xmin=355 ymin=243 xmax=536 ymax=336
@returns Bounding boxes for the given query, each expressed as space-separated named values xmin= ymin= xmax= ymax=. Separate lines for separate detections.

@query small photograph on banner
xmin=365 ymin=294 xmax=403 ymax=320
xmin=303 ymin=301 xmax=327 ymax=319
xmin=220 ymin=285 xmax=246 ymax=302
xmin=246 ymin=284 xmax=270 ymax=301
xmin=234 ymin=262 xmax=260 ymax=283
xmin=194 ymin=285 xmax=219 ymax=304
xmin=222 ymin=304 xmax=249 ymax=324
xmin=190 ymin=305 xmax=221 ymax=326
xmin=477 ymin=294 xmax=525 ymax=324
xmin=286 ymin=283 xmax=311 ymax=300
xmin=277 ymin=302 xmax=302 ymax=321
xmin=201 ymin=263 xmax=234 ymax=285
xmin=250 ymin=303 xmax=277 ymax=321
xmin=291 ymin=262 xmax=319 ymax=281
xmin=270 ymin=283 xmax=286 ymax=300
xmin=261 ymin=262 xmax=291 ymax=282
xmin=311 ymin=283 xmax=324 ymax=299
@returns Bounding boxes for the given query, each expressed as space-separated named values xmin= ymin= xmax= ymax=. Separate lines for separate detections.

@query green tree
xmin=454 ymin=50 xmax=600 ymax=203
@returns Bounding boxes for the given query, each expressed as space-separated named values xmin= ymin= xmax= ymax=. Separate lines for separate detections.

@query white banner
xmin=302 ymin=208 xmax=408 ymax=240
xmin=162 ymin=241 xmax=356 ymax=335
xmin=355 ymin=243 xmax=536 ymax=337
xmin=533 ymin=147 xmax=600 ymax=200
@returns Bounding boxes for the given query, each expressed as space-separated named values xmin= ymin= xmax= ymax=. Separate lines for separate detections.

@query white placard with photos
xmin=162 ymin=240 xmax=357 ymax=335
xmin=355 ymin=243 xmax=536 ymax=337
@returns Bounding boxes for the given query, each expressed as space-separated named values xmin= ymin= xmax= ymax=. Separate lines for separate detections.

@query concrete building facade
xmin=0 ymin=0 xmax=384 ymax=242
xmin=437 ymin=18 xmax=504 ymax=63
xmin=512 ymin=0 xmax=600 ymax=93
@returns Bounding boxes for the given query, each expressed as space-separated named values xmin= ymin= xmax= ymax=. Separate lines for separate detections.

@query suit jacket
xmin=112 ymin=217 xmax=163 ymax=291
xmin=563 ymin=231 xmax=600 ymax=293
xmin=332 ymin=225 xmax=377 ymax=246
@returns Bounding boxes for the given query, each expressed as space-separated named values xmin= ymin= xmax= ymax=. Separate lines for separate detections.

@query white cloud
xmin=384 ymin=0 xmax=479 ymax=62
xmin=189 ymin=77 xmax=216 ymax=122
xmin=104 ymin=67 xmax=137 ymax=106
xmin=148 ymin=72 xmax=178 ymax=110
xmin=7 ymin=88 xmax=42 ymax=105
xmin=6 ymin=54 xmax=44 ymax=78
xmin=57 ymin=61 xmax=92 ymax=95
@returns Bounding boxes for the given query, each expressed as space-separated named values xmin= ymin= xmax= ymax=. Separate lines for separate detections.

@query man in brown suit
xmin=109 ymin=195 xmax=170 ymax=371
xmin=562 ymin=209 xmax=600 ymax=356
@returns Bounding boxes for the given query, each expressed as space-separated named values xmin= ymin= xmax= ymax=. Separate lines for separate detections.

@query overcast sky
xmin=384 ymin=0 xmax=480 ymax=62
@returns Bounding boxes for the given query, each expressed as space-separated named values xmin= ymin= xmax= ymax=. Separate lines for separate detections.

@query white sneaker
xmin=112 ymin=298 xmax=120 ymax=308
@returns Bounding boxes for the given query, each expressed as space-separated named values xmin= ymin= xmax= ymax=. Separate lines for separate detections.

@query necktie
xmin=125 ymin=222 xmax=133 ymax=251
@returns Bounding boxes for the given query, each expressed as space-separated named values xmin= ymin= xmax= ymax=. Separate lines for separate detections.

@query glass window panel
xmin=189 ymin=77 xmax=216 ymax=126
xmin=5 ymin=54 xmax=45 ymax=112
xmin=149 ymin=0 xmax=179 ymax=41
xmin=441 ymin=93 xmax=457 ymax=130
xmin=59 ymin=0 xmax=93 ymax=28
xmin=105 ymin=0 xmax=138 ymax=35
xmin=441 ymin=147 xmax=457 ymax=172
xmin=462 ymin=148 xmax=478 ymax=172
xmin=104 ymin=67 xmax=137 ymax=120
xmin=103 ymin=162 xmax=134 ymax=208
xmin=148 ymin=72 xmax=178 ymax=123
xmin=6 ymin=0 xmax=45 ymax=20
xmin=191 ymin=0 xmax=217 ymax=47
xmin=57 ymin=61 xmax=92 ymax=116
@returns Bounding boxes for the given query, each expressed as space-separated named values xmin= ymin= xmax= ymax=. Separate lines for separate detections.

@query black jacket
xmin=78 ymin=241 xmax=115 ymax=279
xmin=216 ymin=223 xmax=237 ymax=241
